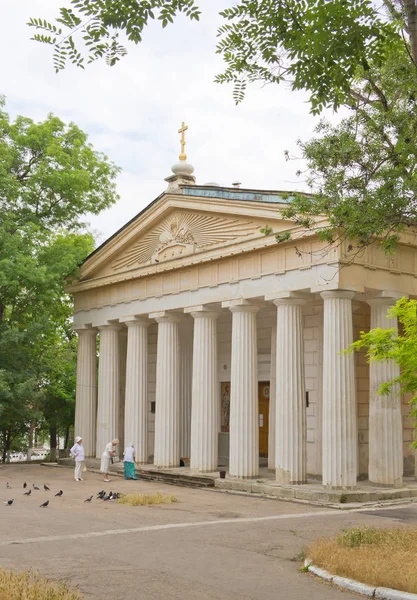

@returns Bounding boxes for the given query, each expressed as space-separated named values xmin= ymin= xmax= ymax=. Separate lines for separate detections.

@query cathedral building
xmin=68 ymin=125 xmax=415 ymax=489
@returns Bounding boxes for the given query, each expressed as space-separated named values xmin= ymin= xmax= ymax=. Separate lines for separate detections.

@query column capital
xmin=73 ymin=326 xmax=98 ymax=336
xmin=120 ymin=316 xmax=151 ymax=328
xmin=320 ymin=290 xmax=356 ymax=301
xmin=222 ymin=299 xmax=261 ymax=314
xmin=185 ymin=305 xmax=220 ymax=319
xmin=149 ymin=310 xmax=182 ymax=324
xmin=273 ymin=297 xmax=308 ymax=308
xmin=366 ymin=291 xmax=406 ymax=306
xmin=190 ymin=311 xmax=220 ymax=320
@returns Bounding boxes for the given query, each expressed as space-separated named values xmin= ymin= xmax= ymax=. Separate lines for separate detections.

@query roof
xmin=80 ymin=183 xmax=305 ymax=268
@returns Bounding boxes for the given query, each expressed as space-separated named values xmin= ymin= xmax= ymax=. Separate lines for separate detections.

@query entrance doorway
xmin=258 ymin=381 xmax=270 ymax=457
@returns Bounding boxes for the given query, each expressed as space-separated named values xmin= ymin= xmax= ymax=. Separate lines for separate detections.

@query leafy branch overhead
xmin=215 ymin=0 xmax=401 ymax=113
xmin=27 ymin=1 xmax=417 ymax=254
xmin=28 ymin=0 xmax=201 ymax=72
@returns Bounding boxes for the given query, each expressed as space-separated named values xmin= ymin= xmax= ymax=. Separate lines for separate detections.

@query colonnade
xmin=74 ymin=290 xmax=404 ymax=489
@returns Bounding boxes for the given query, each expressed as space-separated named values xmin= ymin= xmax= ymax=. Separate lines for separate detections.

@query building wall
xmin=147 ymin=323 xmax=157 ymax=460
xmin=353 ymin=302 xmax=371 ymax=478
xmin=304 ymin=301 xmax=322 ymax=476
xmin=402 ymin=393 xmax=416 ymax=476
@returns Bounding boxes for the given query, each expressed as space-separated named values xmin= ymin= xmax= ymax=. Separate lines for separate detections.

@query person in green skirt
xmin=123 ymin=443 xmax=138 ymax=480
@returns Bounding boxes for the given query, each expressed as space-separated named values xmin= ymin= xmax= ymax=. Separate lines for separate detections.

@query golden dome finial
xmin=178 ymin=121 xmax=188 ymax=161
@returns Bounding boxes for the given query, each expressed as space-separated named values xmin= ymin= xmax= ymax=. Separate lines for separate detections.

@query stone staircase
xmin=58 ymin=458 xmax=216 ymax=489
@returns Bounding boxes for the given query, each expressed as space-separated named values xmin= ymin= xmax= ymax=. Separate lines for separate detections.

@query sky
xmin=1 ymin=0 xmax=329 ymax=244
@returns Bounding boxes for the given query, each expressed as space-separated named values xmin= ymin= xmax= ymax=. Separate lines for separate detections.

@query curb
xmin=304 ymin=560 xmax=417 ymax=599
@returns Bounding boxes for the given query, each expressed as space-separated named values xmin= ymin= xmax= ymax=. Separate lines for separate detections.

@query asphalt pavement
xmin=0 ymin=464 xmax=416 ymax=599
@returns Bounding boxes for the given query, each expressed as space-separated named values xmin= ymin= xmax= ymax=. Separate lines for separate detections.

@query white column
xmin=152 ymin=313 xmax=181 ymax=467
xmin=268 ymin=318 xmax=277 ymax=470
xmin=96 ymin=324 xmax=120 ymax=458
xmin=118 ymin=328 xmax=127 ymax=457
xmin=321 ymin=291 xmax=357 ymax=489
xmin=123 ymin=318 xmax=150 ymax=464
xmin=274 ymin=297 xmax=307 ymax=484
xmin=226 ymin=301 xmax=260 ymax=478
xmin=189 ymin=310 xmax=219 ymax=472
xmin=367 ymin=296 xmax=403 ymax=486
xmin=74 ymin=328 xmax=97 ymax=457
xmin=179 ymin=320 xmax=193 ymax=458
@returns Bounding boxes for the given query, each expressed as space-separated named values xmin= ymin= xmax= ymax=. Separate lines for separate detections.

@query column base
xmin=191 ymin=467 xmax=218 ymax=473
xmin=323 ymin=484 xmax=357 ymax=491
xmin=276 ymin=468 xmax=306 ymax=485
xmin=369 ymin=478 xmax=403 ymax=488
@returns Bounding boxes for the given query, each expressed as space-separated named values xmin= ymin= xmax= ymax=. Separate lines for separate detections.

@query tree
xmin=0 ymin=98 xmax=119 ymax=460
xmin=348 ymin=297 xmax=417 ymax=445
xmin=28 ymin=1 xmax=417 ymax=255
xmin=34 ymin=322 xmax=79 ymax=461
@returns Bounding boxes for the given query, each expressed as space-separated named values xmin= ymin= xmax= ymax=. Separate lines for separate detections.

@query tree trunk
xmin=3 ymin=431 xmax=11 ymax=463
xmin=27 ymin=421 xmax=35 ymax=460
xmin=64 ymin=425 xmax=70 ymax=449
xmin=49 ymin=425 xmax=57 ymax=462
xmin=1 ymin=431 xmax=7 ymax=463
xmin=404 ymin=0 xmax=417 ymax=65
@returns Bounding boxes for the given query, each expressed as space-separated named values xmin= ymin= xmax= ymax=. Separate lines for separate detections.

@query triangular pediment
xmin=111 ymin=209 xmax=257 ymax=271
xmin=72 ymin=192 xmax=299 ymax=288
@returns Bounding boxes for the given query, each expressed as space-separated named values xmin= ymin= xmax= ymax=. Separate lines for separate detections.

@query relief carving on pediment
xmin=111 ymin=211 xmax=255 ymax=271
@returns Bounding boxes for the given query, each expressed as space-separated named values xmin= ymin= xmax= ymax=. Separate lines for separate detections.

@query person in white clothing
xmin=70 ymin=436 xmax=85 ymax=481
xmin=100 ymin=439 xmax=119 ymax=482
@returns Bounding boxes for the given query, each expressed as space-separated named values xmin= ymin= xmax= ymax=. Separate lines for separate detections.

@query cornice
xmin=66 ymin=224 xmax=327 ymax=294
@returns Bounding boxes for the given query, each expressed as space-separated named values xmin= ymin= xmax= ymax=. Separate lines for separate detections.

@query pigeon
xmin=97 ymin=490 xmax=106 ymax=499
xmin=84 ymin=495 xmax=93 ymax=503
xmin=55 ymin=490 xmax=63 ymax=497
xmin=4 ymin=499 xmax=14 ymax=506
xmin=23 ymin=489 xmax=31 ymax=496
xmin=33 ymin=484 xmax=40 ymax=490
xmin=6 ymin=482 xmax=11 ymax=489
xmin=103 ymin=491 xmax=112 ymax=501
xmin=39 ymin=500 xmax=49 ymax=508
xmin=44 ymin=484 xmax=50 ymax=491
xmin=23 ymin=481 xmax=27 ymax=488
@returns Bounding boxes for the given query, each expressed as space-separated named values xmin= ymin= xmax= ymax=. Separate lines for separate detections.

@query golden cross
xmin=178 ymin=121 xmax=188 ymax=161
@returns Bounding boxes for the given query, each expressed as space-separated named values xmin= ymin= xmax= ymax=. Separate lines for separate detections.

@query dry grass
xmin=117 ymin=491 xmax=177 ymax=506
xmin=0 ymin=569 xmax=83 ymax=600
xmin=308 ymin=526 xmax=417 ymax=593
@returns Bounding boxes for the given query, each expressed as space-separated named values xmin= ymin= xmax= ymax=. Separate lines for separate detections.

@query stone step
xmin=58 ymin=458 xmax=215 ymax=489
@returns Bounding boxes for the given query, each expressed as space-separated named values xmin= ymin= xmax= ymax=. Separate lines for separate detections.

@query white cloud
xmin=1 ymin=0 xmax=335 ymax=241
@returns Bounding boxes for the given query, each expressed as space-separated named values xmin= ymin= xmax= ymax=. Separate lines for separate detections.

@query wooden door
xmin=258 ymin=381 xmax=270 ymax=457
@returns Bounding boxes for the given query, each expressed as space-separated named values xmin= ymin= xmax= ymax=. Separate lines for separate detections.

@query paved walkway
xmin=1 ymin=464 xmax=416 ymax=599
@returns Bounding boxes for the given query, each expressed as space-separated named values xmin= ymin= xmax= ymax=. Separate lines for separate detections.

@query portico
xmin=70 ymin=144 xmax=416 ymax=490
